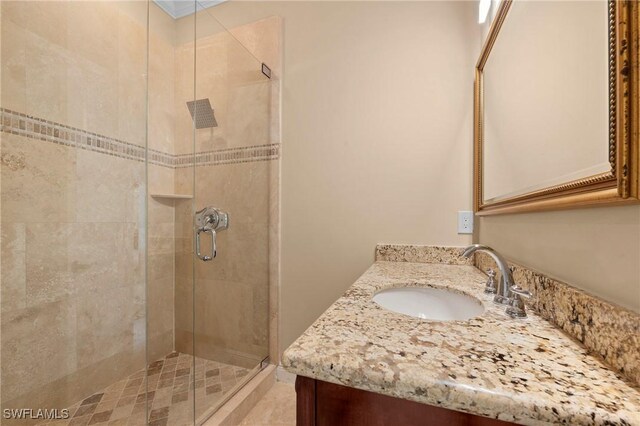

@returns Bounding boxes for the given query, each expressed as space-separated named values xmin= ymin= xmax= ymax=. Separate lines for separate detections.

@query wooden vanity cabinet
xmin=295 ymin=376 xmax=515 ymax=426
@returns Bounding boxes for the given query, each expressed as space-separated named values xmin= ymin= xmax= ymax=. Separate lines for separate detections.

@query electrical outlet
xmin=458 ymin=211 xmax=474 ymax=234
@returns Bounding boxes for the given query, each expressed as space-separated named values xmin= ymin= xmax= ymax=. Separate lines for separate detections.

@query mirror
xmin=474 ymin=0 xmax=639 ymax=214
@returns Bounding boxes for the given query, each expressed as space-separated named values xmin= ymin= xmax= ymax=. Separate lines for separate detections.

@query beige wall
xmin=208 ymin=1 xmax=480 ymax=354
xmin=478 ymin=206 xmax=640 ymax=313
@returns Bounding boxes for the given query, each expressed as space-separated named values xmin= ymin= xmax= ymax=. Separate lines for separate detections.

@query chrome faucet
xmin=462 ymin=244 xmax=514 ymax=305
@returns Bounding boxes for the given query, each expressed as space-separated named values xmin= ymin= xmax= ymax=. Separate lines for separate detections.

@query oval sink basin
xmin=372 ymin=287 xmax=484 ymax=321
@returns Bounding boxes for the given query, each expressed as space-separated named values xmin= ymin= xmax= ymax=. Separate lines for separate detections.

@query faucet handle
xmin=506 ymin=285 xmax=531 ymax=318
xmin=510 ymin=285 xmax=531 ymax=299
xmin=484 ymin=269 xmax=497 ymax=294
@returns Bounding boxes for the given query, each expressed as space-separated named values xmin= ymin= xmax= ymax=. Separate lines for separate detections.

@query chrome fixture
xmin=484 ymin=269 xmax=497 ymax=294
xmin=506 ymin=285 xmax=532 ymax=318
xmin=195 ymin=206 xmax=229 ymax=261
xmin=461 ymin=244 xmax=514 ymax=305
xmin=187 ymin=98 xmax=218 ymax=129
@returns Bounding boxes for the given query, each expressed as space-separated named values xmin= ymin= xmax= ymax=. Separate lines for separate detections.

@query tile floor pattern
xmin=40 ymin=352 xmax=250 ymax=426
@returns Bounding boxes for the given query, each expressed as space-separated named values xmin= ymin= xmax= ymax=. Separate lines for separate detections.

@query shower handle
xmin=195 ymin=207 xmax=229 ymax=261
xmin=196 ymin=227 xmax=216 ymax=261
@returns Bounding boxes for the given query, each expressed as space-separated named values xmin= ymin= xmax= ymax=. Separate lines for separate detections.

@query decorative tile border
xmin=0 ymin=108 xmax=279 ymax=168
xmin=175 ymin=144 xmax=280 ymax=168
xmin=475 ymin=252 xmax=640 ymax=386
xmin=375 ymin=244 xmax=474 ymax=266
xmin=0 ymin=107 xmax=148 ymax=162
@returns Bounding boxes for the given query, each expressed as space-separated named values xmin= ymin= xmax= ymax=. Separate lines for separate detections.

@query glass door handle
xmin=195 ymin=206 xmax=229 ymax=261
xmin=196 ymin=227 xmax=216 ymax=261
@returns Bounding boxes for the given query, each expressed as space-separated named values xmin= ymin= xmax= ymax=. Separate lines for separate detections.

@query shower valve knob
xmin=195 ymin=207 xmax=229 ymax=261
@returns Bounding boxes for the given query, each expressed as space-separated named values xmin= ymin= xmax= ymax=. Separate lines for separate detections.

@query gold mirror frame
xmin=474 ymin=0 xmax=639 ymax=215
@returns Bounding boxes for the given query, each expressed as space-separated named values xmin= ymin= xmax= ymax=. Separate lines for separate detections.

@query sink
xmin=372 ymin=287 xmax=484 ymax=321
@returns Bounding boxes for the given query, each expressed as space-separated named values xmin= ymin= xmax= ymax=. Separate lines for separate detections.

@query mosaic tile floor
xmin=40 ymin=352 xmax=251 ymax=426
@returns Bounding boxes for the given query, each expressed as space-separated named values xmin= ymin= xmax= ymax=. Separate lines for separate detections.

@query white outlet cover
xmin=457 ymin=211 xmax=474 ymax=234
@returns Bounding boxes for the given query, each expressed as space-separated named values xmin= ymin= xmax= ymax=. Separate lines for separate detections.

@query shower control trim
xmin=195 ymin=207 xmax=229 ymax=261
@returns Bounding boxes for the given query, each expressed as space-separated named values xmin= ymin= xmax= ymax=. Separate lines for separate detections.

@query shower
xmin=187 ymin=98 xmax=218 ymax=128
xmin=0 ymin=1 xmax=277 ymax=424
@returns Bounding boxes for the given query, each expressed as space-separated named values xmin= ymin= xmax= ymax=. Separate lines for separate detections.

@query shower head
xmin=186 ymin=98 xmax=218 ymax=129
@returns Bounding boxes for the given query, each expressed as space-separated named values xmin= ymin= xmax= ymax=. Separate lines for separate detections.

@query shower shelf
xmin=150 ymin=193 xmax=193 ymax=200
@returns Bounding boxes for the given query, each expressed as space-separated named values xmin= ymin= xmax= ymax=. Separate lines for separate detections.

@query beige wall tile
xmin=66 ymin=1 xmax=118 ymax=72
xmin=148 ymin=197 xmax=175 ymax=225
xmin=147 ymin=276 xmax=175 ymax=342
xmin=25 ymin=30 xmax=68 ymax=125
xmin=1 ymin=223 xmax=26 ymax=312
xmin=149 ymin=236 xmax=175 ymax=255
xmin=194 ymin=222 xmax=268 ymax=286
xmin=149 ymin=1 xmax=177 ymax=47
xmin=68 ymin=223 xmax=126 ymax=293
xmin=117 ymin=8 xmax=147 ymax=146
xmin=173 ymin=45 xmax=196 ymax=156
xmin=229 ymin=16 xmax=282 ymax=77
xmin=76 ymin=285 xmax=137 ymax=369
xmin=1 ymin=19 xmax=27 ymax=112
xmin=148 ymin=253 xmax=174 ymax=285
xmin=175 ymin=249 xmax=194 ymax=282
xmin=174 ymin=167 xmax=193 ymax=195
xmin=223 ymin=81 xmax=271 ymax=149
xmin=174 ymin=30 xmax=272 ymax=154
xmin=149 ymin=33 xmax=176 ymax=154
xmin=147 ymin=330 xmax=174 ymax=364
xmin=67 ymin=55 xmax=119 ymax=137
xmin=74 ymin=150 xmax=128 ymax=223
xmin=1 ymin=134 xmax=76 ymax=223
xmin=149 ymin=164 xmax=175 ymax=195
xmin=194 ymin=161 xmax=270 ymax=226
xmin=174 ymin=276 xmax=193 ymax=321
xmin=1 ymin=298 xmax=77 ymax=401
xmin=191 ymin=274 xmax=267 ymax=361
xmin=122 ymin=222 xmax=145 ymax=290
xmin=125 ymin=166 xmax=145 ymax=224
xmin=2 ymin=1 xmax=68 ymax=48
xmin=24 ymin=222 xmax=74 ymax=306
xmin=3 ymin=345 xmax=145 ymax=413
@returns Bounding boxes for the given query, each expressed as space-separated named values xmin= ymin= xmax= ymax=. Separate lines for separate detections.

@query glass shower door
xmin=181 ymin=6 xmax=274 ymax=423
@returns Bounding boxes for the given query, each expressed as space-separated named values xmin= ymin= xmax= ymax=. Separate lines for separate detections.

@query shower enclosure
xmin=0 ymin=1 xmax=279 ymax=424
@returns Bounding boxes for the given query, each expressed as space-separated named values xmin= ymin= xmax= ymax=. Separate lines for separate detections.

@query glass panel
xmin=0 ymin=1 xmax=148 ymax=423
xmin=148 ymin=1 xmax=197 ymax=425
xmin=188 ymin=5 xmax=273 ymax=423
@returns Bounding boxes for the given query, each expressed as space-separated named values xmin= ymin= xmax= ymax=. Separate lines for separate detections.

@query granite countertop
xmin=282 ymin=261 xmax=640 ymax=425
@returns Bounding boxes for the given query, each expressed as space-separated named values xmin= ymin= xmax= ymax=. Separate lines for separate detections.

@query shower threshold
xmin=38 ymin=352 xmax=255 ymax=426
